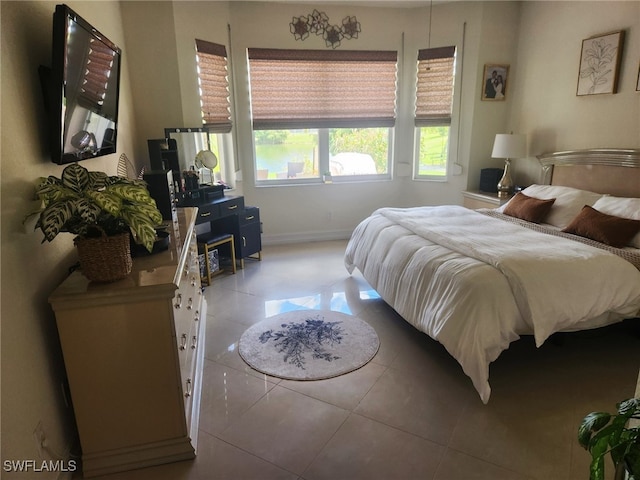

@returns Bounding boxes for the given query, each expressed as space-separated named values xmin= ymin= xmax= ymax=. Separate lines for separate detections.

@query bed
xmin=344 ymin=148 xmax=640 ymax=403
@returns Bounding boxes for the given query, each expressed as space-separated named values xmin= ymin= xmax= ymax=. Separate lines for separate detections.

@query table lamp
xmin=491 ymin=133 xmax=526 ymax=198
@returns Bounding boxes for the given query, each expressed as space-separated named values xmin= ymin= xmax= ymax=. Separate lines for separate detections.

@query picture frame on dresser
xmin=576 ymin=30 xmax=624 ymax=96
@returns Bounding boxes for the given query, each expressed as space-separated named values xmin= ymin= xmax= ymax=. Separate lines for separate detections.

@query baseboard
xmin=262 ymin=229 xmax=352 ymax=246
xmin=81 ymin=437 xmax=195 ymax=478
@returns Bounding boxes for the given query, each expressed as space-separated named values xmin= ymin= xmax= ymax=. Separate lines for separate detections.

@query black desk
xmin=180 ymin=194 xmax=262 ymax=267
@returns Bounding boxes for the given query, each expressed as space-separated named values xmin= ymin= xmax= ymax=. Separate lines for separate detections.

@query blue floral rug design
xmin=239 ymin=311 xmax=379 ymax=380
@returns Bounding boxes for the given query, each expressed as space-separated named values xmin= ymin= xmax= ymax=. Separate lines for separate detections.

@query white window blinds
xmin=415 ymin=46 xmax=456 ymax=126
xmin=247 ymin=48 xmax=397 ymax=130
xmin=195 ymin=39 xmax=232 ymax=133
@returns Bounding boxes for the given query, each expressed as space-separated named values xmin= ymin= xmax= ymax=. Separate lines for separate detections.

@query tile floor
xmin=89 ymin=240 xmax=639 ymax=480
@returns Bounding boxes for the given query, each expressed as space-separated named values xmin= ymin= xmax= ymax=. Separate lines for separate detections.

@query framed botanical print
xmin=577 ymin=30 xmax=624 ymax=96
xmin=481 ymin=64 xmax=509 ymax=101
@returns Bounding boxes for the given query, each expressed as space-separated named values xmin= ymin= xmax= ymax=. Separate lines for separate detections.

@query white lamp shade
xmin=491 ymin=133 xmax=527 ymax=159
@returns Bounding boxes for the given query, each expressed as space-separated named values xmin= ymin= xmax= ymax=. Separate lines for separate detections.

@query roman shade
xmin=195 ymin=39 xmax=232 ymax=133
xmin=415 ymin=46 xmax=456 ymax=127
xmin=247 ymin=48 xmax=398 ymax=130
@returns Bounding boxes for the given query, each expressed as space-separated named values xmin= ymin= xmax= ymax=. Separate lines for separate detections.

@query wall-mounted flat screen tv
xmin=41 ymin=4 xmax=122 ymax=164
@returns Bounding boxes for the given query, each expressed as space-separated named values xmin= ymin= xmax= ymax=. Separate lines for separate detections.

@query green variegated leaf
xmin=35 ymin=176 xmax=61 ymax=192
xmin=61 ymin=163 xmax=90 ymax=193
xmin=36 ymin=179 xmax=78 ymax=205
xmin=589 ymin=434 xmax=610 ymax=480
xmin=87 ymin=171 xmax=109 ymax=190
xmin=108 ymin=183 xmax=155 ymax=205
xmin=39 ymin=201 xmax=75 ymax=242
xmin=589 ymin=454 xmax=605 ymax=480
xmin=74 ymin=198 xmax=101 ymax=225
xmin=626 ymin=439 xmax=640 ymax=479
xmin=579 ymin=412 xmax=611 ymax=448
xmin=87 ymin=190 xmax=123 ymax=217
xmin=121 ymin=208 xmax=158 ymax=251
xmin=107 ymin=176 xmax=147 ymax=188
xmin=618 ymin=399 xmax=640 ymax=417
xmin=133 ymin=202 xmax=164 ymax=225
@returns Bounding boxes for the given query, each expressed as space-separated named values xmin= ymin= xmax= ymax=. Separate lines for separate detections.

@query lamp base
xmin=497 ymin=159 xmax=513 ymax=198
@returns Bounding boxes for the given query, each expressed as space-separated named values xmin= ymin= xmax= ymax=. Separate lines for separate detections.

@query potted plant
xmin=29 ymin=162 xmax=163 ymax=282
xmin=578 ymin=397 xmax=640 ymax=480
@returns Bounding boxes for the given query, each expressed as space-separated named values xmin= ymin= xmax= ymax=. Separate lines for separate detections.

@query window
xmin=414 ymin=46 xmax=456 ymax=179
xmin=248 ymin=48 xmax=397 ymax=183
xmin=195 ymin=39 xmax=235 ymax=186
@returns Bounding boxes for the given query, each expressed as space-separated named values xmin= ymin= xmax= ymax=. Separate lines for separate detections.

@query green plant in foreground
xmin=578 ymin=398 xmax=640 ymax=480
xmin=30 ymin=162 xmax=163 ymax=252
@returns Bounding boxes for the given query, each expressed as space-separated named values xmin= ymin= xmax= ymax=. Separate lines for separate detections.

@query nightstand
xmin=462 ymin=190 xmax=512 ymax=209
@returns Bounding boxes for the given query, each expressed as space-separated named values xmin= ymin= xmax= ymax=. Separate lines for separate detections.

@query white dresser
xmin=49 ymin=208 xmax=206 ymax=478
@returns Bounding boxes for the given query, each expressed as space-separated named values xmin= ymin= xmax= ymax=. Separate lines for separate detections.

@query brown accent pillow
xmin=503 ymin=192 xmax=556 ymax=223
xmin=562 ymin=205 xmax=640 ymax=248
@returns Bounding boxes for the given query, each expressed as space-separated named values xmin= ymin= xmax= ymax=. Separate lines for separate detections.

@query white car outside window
xmin=330 ymin=153 xmax=377 ymax=175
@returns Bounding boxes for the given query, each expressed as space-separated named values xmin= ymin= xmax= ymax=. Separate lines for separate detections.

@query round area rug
xmin=238 ymin=310 xmax=379 ymax=381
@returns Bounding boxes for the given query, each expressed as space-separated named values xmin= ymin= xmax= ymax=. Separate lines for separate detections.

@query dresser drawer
xmin=174 ymin=234 xmax=202 ymax=360
xmin=182 ymin=310 xmax=205 ymax=436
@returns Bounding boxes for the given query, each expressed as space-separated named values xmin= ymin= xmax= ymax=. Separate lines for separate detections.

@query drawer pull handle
xmin=194 ymin=311 xmax=200 ymax=322
xmin=191 ymin=335 xmax=198 ymax=350
xmin=187 ymin=297 xmax=193 ymax=310
xmin=245 ymin=215 xmax=255 ymax=220
xmin=227 ymin=205 xmax=238 ymax=210
xmin=174 ymin=294 xmax=182 ymax=309
xmin=200 ymin=212 xmax=211 ymax=217
xmin=243 ymin=236 xmax=247 ymax=247
xmin=179 ymin=333 xmax=188 ymax=351
xmin=185 ymin=379 xmax=192 ymax=397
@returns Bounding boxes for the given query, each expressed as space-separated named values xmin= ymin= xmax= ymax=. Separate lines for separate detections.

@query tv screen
xmin=42 ymin=4 xmax=122 ymax=164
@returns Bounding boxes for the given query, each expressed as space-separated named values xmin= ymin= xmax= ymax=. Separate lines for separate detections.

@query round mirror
xmin=195 ymin=150 xmax=218 ymax=170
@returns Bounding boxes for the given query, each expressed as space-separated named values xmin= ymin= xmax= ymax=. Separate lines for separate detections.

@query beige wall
xmin=1 ymin=0 xmax=639 ymax=473
xmin=511 ymin=1 xmax=640 ymax=186
xmin=0 ymin=1 xmax=136 ymax=475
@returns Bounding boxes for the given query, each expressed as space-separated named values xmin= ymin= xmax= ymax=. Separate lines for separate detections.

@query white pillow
xmin=592 ymin=196 xmax=640 ymax=248
xmin=498 ymin=184 xmax=603 ymax=229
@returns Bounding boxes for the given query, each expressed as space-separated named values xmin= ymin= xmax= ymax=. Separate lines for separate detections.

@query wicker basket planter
xmin=74 ymin=232 xmax=133 ymax=282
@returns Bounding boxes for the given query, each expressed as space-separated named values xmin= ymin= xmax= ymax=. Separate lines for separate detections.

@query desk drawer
xmin=196 ymin=203 xmax=220 ymax=223
xmin=219 ymin=197 xmax=244 ymax=216
xmin=239 ymin=207 xmax=260 ymax=226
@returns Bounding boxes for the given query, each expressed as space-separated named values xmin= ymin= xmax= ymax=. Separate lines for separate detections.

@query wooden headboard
xmin=537 ymin=149 xmax=640 ymax=198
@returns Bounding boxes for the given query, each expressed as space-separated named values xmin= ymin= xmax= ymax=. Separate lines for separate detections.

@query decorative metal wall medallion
xmin=342 ymin=16 xmax=361 ymax=39
xmin=289 ymin=11 xmax=360 ymax=48
xmin=290 ymin=15 xmax=310 ymax=41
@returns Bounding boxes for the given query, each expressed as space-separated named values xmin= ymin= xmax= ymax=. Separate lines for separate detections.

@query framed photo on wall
xmin=636 ymin=62 xmax=640 ymax=91
xmin=481 ymin=64 xmax=509 ymax=101
xmin=576 ymin=30 xmax=624 ymax=96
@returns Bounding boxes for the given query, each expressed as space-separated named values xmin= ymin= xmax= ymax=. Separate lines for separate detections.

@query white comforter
xmin=344 ymin=205 xmax=640 ymax=403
